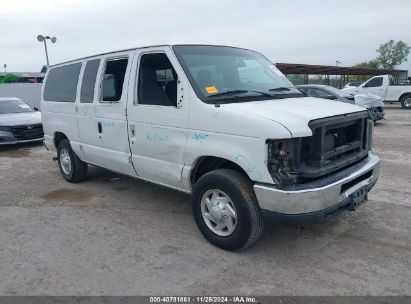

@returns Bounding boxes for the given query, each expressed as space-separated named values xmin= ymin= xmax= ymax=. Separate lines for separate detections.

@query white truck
xmin=342 ymin=75 xmax=411 ymax=109
xmin=41 ymin=44 xmax=380 ymax=250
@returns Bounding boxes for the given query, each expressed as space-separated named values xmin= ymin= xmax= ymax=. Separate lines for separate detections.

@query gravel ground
xmin=0 ymin=105 xmax=410 ymax=296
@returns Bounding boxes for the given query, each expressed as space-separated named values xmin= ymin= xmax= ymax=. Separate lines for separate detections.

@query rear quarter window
xmin=44 ymin=63 xmax=82 ymax=102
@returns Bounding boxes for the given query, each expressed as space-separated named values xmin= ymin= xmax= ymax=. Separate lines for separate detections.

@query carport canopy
xmin=276 ymin=62 xmax=406 ymax=77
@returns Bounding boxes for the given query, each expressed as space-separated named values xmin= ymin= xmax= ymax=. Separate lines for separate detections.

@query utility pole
xmin=37 ymin=35 xmax=57 ymax=66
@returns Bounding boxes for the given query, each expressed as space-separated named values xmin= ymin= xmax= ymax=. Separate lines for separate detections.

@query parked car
xmin=0 ymin=97 xmax=43 ymax=145
xmin=343 ymin=81 xmax=362 ymax=89
xmin=342 ymin=75 xmax=411 ymax=109
xmin=297 ymin=84 xmax=384 ymax=122
xmin=41 ymin=44 xmax=380 ymax=250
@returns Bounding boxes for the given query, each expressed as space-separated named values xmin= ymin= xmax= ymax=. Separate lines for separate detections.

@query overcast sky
xmin=1 ymin=0 xmax=410 ymax=72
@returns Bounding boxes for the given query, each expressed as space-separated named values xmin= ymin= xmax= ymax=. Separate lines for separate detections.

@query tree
xmin=353 ymin=59 xmax=380 ymax=69
xmin=376 ymin=40 xmax=410 ymax=70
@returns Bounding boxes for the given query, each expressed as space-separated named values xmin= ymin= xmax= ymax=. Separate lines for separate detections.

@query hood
xmin=223 ymin=97 xmax=366 ymax=137
xmin=0 ymin=111 xmax=42 ymax=126
xmin=354 ymin=93 xmax=385 ymax=108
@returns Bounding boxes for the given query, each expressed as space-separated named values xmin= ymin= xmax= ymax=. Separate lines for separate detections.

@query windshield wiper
xmin=208 ymin=89 xmax=273 ymax=98
xmin=208 ymin=90 xmax=248 ymax=98
xmin=268 ymin=87 xmax=292 ymax=92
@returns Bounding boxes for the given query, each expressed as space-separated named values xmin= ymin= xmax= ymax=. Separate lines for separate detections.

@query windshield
xmin=173 ymin=45 xmax=303 ymax=103
xmin=325 ymin=86 xmax=344 ymax=97
xmin=0 ymin=99 xmax=34 ymax=114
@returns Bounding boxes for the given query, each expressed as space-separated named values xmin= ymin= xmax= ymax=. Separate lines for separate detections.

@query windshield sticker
xmin=205 ymin=86 xmax=218 ymax=94
xmin=18 ymin=104 xmax=31 ymax=109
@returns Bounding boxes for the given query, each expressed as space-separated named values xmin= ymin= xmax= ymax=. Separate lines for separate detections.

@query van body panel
xmin=86 ymin=50 xmax=136 ymax=176
xmin=126 ymin=46 xmax=190 ymax=188
xmin=41 ymin=43 xmax=378 ymax=201
xmin=41 ymin=60 xmax=83 ymax=155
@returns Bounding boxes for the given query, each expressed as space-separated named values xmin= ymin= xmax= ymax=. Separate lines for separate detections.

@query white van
xmin=41 ymin=44 xmax=380 ymax=250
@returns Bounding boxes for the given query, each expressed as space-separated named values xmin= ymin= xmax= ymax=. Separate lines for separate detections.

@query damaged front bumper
xmin=254 ymin=153 xmax=380 ymax=223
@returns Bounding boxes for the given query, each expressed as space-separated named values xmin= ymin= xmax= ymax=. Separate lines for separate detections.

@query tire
xmin=192 ymin=169 xmax=264 ymax=251
xmin=400 ymin=94 xmax=411 ymax=109
xmin=57 ymin=139 xmax=88 ymax=183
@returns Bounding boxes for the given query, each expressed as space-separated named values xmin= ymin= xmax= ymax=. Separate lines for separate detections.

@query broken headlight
xmin=267 ymin=138 xmax=302 ymax=186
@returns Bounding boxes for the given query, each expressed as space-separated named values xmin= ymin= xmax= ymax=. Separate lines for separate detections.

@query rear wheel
xmin=192 ymin=169 xmax=264 ymax=251
xmin=57 ymin=139 xmax=88 ymax=183
xmin=400 ymin=94 xmax=411 ymax=109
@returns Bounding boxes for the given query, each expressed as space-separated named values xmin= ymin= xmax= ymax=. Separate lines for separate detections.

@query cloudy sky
xmin=1 ymin=0 xmax=410 ymax=72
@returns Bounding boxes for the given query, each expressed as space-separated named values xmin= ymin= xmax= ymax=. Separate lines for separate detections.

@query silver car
xmin=297 ymin=84 xmax=384 ymax=122
xmin=0 ymin=97 xmax=43 ymax=145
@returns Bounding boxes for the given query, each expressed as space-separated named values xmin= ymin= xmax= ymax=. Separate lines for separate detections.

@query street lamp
xmin=3 ymin=64 xmax=6 ymax=74
xmin=37 ymin=35 xmax=57 ymax=66
xmin=336 ymin=60 xmax=341 ymax=66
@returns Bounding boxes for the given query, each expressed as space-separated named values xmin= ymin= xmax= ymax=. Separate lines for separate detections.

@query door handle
xmin=130 ymin=124 xmax=136 ymax=144
xmin=130 ymin=124 xmax=135 ymax=136
xmin=98 ymin=121 xmax=102 ymax=133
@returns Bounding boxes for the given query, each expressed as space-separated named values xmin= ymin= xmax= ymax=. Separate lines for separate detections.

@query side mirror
xmin=33 ymin=107 xmax=39 ymax=111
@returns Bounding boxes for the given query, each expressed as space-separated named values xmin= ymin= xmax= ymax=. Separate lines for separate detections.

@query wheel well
xmin=191 ymin=156 xmax=249 ymax=186
xmin=399 ymin=92 xmax=411 ymax=101
xmin=54 ymin=132 xmax=68 ymax=149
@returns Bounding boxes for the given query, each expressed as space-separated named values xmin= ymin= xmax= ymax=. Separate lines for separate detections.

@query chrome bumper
xmin=254 ymin=153 xmax=380 ymax=215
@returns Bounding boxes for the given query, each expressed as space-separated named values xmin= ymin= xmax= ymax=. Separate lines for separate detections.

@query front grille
xmin=298 ymin=112 xmax=369 ymax=179
xmin=9 ymin=124 xmax=44 ymax=140
xmin=304 ymin=112 xmax=368 ymax=169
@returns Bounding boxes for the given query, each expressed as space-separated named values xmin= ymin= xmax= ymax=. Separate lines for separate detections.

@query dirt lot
xmin=0 ymin=106 xmax=410 ymax=296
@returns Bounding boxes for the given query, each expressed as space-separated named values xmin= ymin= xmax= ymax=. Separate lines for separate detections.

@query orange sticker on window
xmin=205 ymin=86 xmax=218 ymax=94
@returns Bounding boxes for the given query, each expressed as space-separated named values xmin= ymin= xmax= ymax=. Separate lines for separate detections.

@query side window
xmin=306 ymin=88 xmax=331 ymax=99
xmin=137 ymin=53 xmax=178 ymax=106
xmin=100 ymin=58 xmax=128 ymax=102
xmin=44 ymin=63 xmax=82 ymax=102
xmin=365 ymin=77 xmax=383 ymax=87
xmin=80 ymin=59 xmax=100 ymax=103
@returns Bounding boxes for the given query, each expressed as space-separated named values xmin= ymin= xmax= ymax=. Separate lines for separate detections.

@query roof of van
xmin=49 ymin=44 xmax=249 ymax=68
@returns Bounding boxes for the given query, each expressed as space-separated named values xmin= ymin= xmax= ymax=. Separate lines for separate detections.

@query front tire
xmin=192 ymin=169 xmax=264 ymax=251
xmin=400 ymin=94 xmax=411 ymax=109
xmin=57 ymin=139 xmax=88 ymax=183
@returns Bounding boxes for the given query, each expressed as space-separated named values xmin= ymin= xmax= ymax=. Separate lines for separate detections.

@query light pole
xmin=3 ymin=64 xmax=6 ymax=74
xmin=336 ymin=60 xmax=341 ymax=66
xmin=37 ymin=35 xmax=57 ymax=66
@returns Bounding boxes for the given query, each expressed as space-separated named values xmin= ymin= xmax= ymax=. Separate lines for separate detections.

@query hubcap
xmin=201 ymin=189 xmax=238 ymax=237
xmin=404 ymin=98 xmax=411 ymax=107
xmin=60 ymin=148 xmax=72 ymax=175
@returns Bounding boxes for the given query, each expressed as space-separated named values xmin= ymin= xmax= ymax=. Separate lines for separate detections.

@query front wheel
xmin=192 ymin=169 xmax=264 ymax=251
xmin=400 ymin=94 xmax=411 ymax=109
xmin=57 ymin=139 xmax=88 ymax=183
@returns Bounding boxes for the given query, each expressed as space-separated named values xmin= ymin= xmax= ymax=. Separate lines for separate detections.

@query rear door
xmin=91 ymin=51 xmax=136 ymax=176
xmin=77 ymin=58 xmax=101 ymax=161
xmin=126 ymin=47 xmax=190 ymax=189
